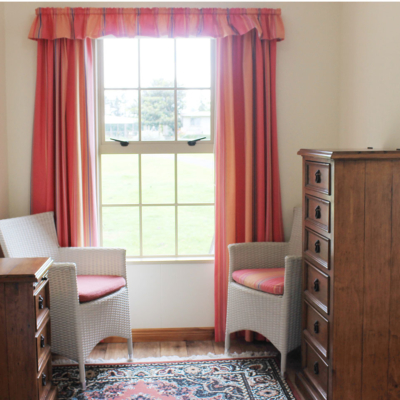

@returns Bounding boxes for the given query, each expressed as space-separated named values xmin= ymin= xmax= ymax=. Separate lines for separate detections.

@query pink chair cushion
xmin=232 ymin=268 xmax=285 ymax=295
xmin=77 ymin=275 xmax=126 ymax=303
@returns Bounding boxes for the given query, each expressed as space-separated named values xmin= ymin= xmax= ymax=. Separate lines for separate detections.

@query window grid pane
xmin=100 ymin=38 xmax=215 ymax=257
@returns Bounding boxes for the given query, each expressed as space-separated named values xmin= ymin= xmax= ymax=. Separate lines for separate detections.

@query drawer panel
xmin=37 ymin=352 xmax=52 ymax=400
xmin=303 ymin=340 xmax=329 ymax=400
xmin=305 ymin=161 xmax=331 ymax=195
xmin=34 ymin=279 xmax=50 ymax=330
xmin=36 ymin=315 xmax=51 ymax=372
xmin=304 ymin=228 xmax=330 ymax=270
xmin=304 ymin=301 xmax=329 ymax=359
xmin=305 ymin=195 xmax=331 ymax=233
xmin=304 ymin=261 xmax=330 ymax=315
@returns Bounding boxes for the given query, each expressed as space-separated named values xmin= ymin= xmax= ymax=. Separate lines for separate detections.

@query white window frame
xmin=96 ymin=37 xmax=216 ymax=262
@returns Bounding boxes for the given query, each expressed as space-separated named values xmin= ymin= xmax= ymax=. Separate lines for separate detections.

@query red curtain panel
xmin=31 ymin=38 xmax=98 ymax=247
xmin=214 ymin=30 xmax=284 ymax=341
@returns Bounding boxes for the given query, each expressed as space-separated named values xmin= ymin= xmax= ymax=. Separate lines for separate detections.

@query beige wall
xmin=0 ymin=3 xmax=8 ymax=220
xmin=276 ymin=2 xmax=341 ymax=236
xmin=339 ymin=3 xmax=400 ymax=149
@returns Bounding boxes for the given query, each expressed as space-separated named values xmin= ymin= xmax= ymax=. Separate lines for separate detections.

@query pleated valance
xmin=28 ymin=7 xmax=284 ymax=41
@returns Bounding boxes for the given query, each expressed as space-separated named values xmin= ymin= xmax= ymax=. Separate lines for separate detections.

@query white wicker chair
xmin=0 ymin=212 xmax=133 ymax=389
xmin=225 ymin=206 xmax=302 ymax=376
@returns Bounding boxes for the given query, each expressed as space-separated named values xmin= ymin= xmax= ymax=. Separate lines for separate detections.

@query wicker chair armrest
xmin=283 ymin=255 xmax=303 ymax=300
xmin=57 ymin=247 xmax=127 ymax=278
xmin=48 ymin=262 xmax=80 ymax=302
xmin=48 ymin=262 xmax=81 ymax=359
xmin=228 ymin=242 xmax=289 ymax=278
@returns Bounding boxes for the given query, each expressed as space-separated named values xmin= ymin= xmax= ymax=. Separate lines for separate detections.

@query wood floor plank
xmin=160 ymin=341 xmax=188 ymax=357
xmin=134 ymin=342 xmax=161 ymax=358
xmin=88 ymin=343 xmax=108 ymax=360
xmin=226 ymin=339 xmax=246 ymax=355
xmin=186 ymin=340 xmax=214 ymax=356
xmin=105 ymin=343 xmax=130 ymax=360
xmin=213 ymin=341 xmax=225 ymax=355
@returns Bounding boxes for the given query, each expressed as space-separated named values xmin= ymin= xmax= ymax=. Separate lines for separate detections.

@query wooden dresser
xmin=0 ymin=258 xmax=57 ymax=400
xmin=296 ymin=149 xmax=400 ymax=400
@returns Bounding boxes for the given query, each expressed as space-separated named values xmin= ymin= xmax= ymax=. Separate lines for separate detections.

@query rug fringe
xmin=52 ymin=350 xmax=278 ymax=365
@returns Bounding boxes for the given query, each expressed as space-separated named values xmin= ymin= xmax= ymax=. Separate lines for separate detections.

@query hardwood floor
xmin=52 ymin=338 xmax=304 ymax=399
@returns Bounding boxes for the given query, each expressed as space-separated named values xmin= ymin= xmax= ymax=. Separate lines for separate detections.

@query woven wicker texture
xmin=0 ymin=212 xmax=60 ymax=259
xmin=0 ymin=212 xmax=133 ymax=388
xmin=225 ymin=207 xmax=303 ymax=375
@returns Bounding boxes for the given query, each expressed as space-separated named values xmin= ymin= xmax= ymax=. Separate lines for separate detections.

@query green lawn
xmin=101 ymin=154 xmax=215 ymax=256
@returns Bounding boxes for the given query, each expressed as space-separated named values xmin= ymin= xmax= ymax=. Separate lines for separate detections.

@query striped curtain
xmin=28 ymin=7 xmax=284 ymax=41
xmin=31 ymin=38 xmax=98 ymax=247
xmin=214 ymin=30 xmax=284 ymax=341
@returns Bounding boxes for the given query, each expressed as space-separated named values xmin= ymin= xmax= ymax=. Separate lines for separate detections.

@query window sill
xmin=126 ymin=256 xmax=214 ymax=265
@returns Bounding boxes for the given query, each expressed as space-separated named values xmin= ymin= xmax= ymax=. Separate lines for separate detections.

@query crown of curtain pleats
xmin=28 ymin=7 xmax=284 ymax=41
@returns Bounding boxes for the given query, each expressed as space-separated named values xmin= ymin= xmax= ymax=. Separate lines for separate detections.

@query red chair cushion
xmin=77 ymin=275 xmax=126 ymax=303
xmin=232 ymin=268 xmax=285 ymax=295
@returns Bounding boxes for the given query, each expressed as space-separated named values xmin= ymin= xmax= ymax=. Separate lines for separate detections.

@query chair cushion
xmin=77 ymin=275 xmax=126 ymax=303
xmin=232 ymin=268 xmax=285 ymax=295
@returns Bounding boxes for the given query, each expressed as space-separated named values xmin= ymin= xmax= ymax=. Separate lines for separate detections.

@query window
xmin=98 ymin=37 xmax=215 ymax=258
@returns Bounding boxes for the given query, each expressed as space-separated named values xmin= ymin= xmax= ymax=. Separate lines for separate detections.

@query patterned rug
xmin=53 ymin=357 xmax=296 ymax=400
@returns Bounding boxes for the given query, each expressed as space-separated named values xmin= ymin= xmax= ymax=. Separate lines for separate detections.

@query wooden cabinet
xmin=296 ymin=149 xmax=400 ymax=400
xmin=0 ymin=258 xmax=57 ymax=400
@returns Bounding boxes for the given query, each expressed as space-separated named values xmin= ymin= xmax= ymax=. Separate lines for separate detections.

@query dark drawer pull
xmin=40 ymin=334 xmax=45 ymax=348
xmin=315 ymin=206 xmax=321 ymax=219
xmin=315 ymin=170 xmax=321 ymax=183
xmin=314 ymin=362 xmax=319 ymax=375
xmin=314 ymin=321 xmax=320 ymax=334
xmin=42 ymin=373 xmax=47 ymax=386
xmin=314 ymin=240 xmax=321 ymax=254
xmin=38 ymin=295 xmax=44 ymax=310
xmin=313 ymin=279 xmax=320 ymax=292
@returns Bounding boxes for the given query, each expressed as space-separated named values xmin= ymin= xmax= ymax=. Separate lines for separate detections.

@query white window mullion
xmin=138 ymin=153 xmax=143 ymax=257
xmin=174 ymin=153 xmax=178 ymax=256
xmin=138 ymin=39 xmax=142 ymax=142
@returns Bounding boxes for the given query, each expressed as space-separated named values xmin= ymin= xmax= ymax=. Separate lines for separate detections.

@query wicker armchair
xmin=0 ymin=212 xmax=133 ymax=389
xmin=225 ymin=207 xmax=302 ymax=375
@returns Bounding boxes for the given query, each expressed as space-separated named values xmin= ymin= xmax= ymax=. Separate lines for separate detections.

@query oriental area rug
xmin=53 ymin=357 xmax=297 ymax=400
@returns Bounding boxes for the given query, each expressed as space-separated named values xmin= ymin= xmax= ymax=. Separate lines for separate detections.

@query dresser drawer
xmin=304 ymin=261 xmax=330 ymax=315
xmin=305 ymin=195 xmax=331 ymax=233
xmin=34 ymin=279 xmax=50 ymax=330
xmin=37 ymin=352 xmax=52 ymax=400
xmin=36 ymin=315 xmax=51 ymax=372
xmin=305 ymin=161 xmax=331 ymax=195
xmin=304 ymin=228 xmax=330 ymax=269
xmin=303 ymin=340 xmax=329 ymax=400
xmin=304 ymin=301 xmax=329 ymax=359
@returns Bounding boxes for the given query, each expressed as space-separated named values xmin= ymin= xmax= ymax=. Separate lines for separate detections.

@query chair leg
xmin=280 ymin=352 xmax=287 ymax=377
xmin=224 ymin=330 xmax=230 ymax=355
xmin=127 ymin=336 xmax=134 ymax=361
xmin=79 ymin=358 xmax=86 ymax=390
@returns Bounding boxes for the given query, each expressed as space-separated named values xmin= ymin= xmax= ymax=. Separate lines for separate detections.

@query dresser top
xmin=0 ymin=258 xmax=52 ymax=283
xmin=298 ymin=148 xmax=400 ymax=159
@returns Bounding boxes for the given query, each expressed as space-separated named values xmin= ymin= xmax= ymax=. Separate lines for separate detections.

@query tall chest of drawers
xmin=0 ymin=258 xmax=57 ymax=400
xmin=296 ymin=149 xmax=400 ymax=400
